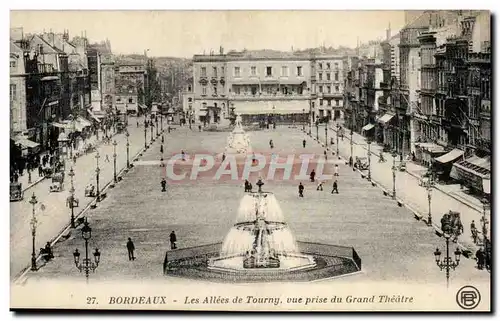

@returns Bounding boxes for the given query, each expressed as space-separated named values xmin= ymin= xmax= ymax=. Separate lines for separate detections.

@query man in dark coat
xmin=127 ymin=237 xmax=135 ymax=261
xmin=170 ymin=231 xmax=177 ymax=249
xmin=331 ymin=180 xmax=339 ymax=194
xmin=298 ymin=182 xmax=304 ymax=197
xmin=161 ymin=178 xmax=167 ymax=192
xmin=302 ymin=139 xmax=306 ymax=148
xmin=476 ymin=248 xmax=485 ymax=270
xmin=310 ymin=169 xmax=316 ymax=182
xmin=160 ymin=144 xmax=164 ymax=154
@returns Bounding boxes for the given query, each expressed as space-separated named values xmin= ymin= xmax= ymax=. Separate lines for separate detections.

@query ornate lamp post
xmin=95 ymin=152 xmax=101 ymax=201
xmin=336 ymin=123 xmax=340 ymax=159
xmin=325 ymin=124 xmax=328 ymax=147
xmin=112 ymin=140 xmax=117 ymax=183
xmin=125 ymin=130 xmax=130 ymax=168
xmin=391 ymin=151 xmax=398 ymax=199
xmin=367 ymin=138 xmax=372 ymax=181
xmin=433 ymin=216 xmax=461 ymax=288
xmin=29 ymin=192 xmax=38 ymax=271
xmin=481 ymin=197 xmax=490 ymax=249
xmin=316 ymin=121 xmax=319 ymax=141
xmin=302 ymin=109 xmax=305 ymax=131
xmin=350 ymin=128 xmax=354 ymax=164
xmin=68 ymin=167 xmax=76 ymax=228
xmin=155 ymin=116 xmax=159 ymax=137
xmin=424 ymin=176 xmax=435 ymax=226
xmin=150 ymin=121 xmax=154 ymax=144
xmin=73 ymin=220 xmax=101 ymax=282
xmin=144 ymin=120 xmax=147 ymax=148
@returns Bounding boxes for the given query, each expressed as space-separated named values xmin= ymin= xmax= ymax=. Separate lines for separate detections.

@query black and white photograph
xmin=8 ymin=9 xmax=491 ymax=312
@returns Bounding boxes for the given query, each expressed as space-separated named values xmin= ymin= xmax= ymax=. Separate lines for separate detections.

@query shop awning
xmin=138 ymin=104 xmax=147 ymax=110
xmin=41 ymin=76 xmax=59 ymax=81
xmin=377 ymin=113 xmax=395 ymax=125
xmin=15 ymin=138 xmax=40 ymax=149
xmin=198 ymin=110 xmax=208 ymax=117
xmin=450 ymin=156 xmax=491 ymax=192
xmin=415 ymin=142 xmax=445 ymax=153
xmin=434 ymin=148 xmax=464 ymax=164
xmin=362 ymin=123 xmax=375 ymax=131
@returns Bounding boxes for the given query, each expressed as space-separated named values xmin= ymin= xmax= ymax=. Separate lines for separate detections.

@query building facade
xmin=114 ymin=64 xmax=146 ymax=114
xmin=10 ymin=42 xmax=27 ymax=135
xmin=312 ymin=56 xmax=345 ymax=121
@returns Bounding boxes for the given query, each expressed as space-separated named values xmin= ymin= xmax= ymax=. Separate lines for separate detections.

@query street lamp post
xmin=481 ymin=197 xmax=490 ymax=249
xmin=150 ymin=122 xmax=154 ymax=144
xmin=160 ymin=113 xmax=164 ymax=132
xmin=391 ymin=151 xmax=397 ymax=199
xmin=125 ymin=130 xmax=130 ymax=168
xmin=73 ymin=220 xmax=101 ymax=282
xmin=325 ymin=125 xmax=328 ymax=148
xmin=367 ymin=139 xmax=372 ymax=181
xmin=433 ymin=217 xmax=461 ymax=288
xmin=95 ymin=152 xmax=101 ymax=202
xmin=155 ymin=116 xmax=159 ymax=137
xmin=336 ymin=123 xmax=340 ymax=159
xmin=424 ymin=177 xmax=435 ymax=226
xmin=68 ymin=167 xmax=76 ymax=228
xmin=144 ymin=120 xmax=147 ymax=148
xmin=316 ymin=122 xmax=319 ymax=141
xmin=28 ymin=168 xmax=32 ymax=184
xmin=29 ymin=192 xmax=38 ymax=271
xmin=112 ymin=140 xmax=117 ymax=183
xmin=350 ymin=128 xmax=353 ymax=163
xmin=302 ymin=109 xmax=305 ymax=131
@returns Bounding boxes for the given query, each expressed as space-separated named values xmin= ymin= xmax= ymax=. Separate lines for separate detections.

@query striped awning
xmin=450 ymin=156 xmax=491 ymax=192
xmin=434 ymin=148 xmax=464 ymax=164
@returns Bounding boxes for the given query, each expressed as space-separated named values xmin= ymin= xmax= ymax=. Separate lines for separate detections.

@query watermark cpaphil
xmin=153 ymin=151 xmax=343 ymax=184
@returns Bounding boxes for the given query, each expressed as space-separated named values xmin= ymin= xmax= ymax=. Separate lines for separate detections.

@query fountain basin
xmin=209 ymin=253 xmax=316 ymax=272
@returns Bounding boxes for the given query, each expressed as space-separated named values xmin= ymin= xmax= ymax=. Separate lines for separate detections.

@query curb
xmin=308 ymin=129 xmax=477 ymax=259
xmin=327 ymin=126 xmax=483 ymax=214
xmin=13 ymin=130 xmax=164 ymax=285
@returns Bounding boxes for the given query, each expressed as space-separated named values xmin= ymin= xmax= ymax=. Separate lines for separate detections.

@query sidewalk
xmin=15 ymin=128 xmax=116 ymax=193
xmin=10 ymin=117 xmax=165 ymax=280
xmin=307 ymin=124 xmax=489 ymax=256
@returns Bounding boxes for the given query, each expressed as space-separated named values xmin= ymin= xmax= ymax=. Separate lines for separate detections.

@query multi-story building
xmin=114 ymin=64 xmax=146 ymax=114
xmin=181 ymin=79 xmax=194 ymax=124
xmin=191 ymin=50 xmax=350 ymax=126
xmin=10 ymin=41 xmax=27 ymax=136
xmin=312 ymin=56 xmax=344 ymax=121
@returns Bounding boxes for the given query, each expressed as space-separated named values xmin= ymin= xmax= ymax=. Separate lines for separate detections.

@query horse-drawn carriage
xmin=49 ymin=172 xmax=65 ymax=192
xmin=10 ymin=182 xmax=23 ymax=202
xmin=441 ymin=210 xmax=464 ymax=242
xmin=354 ymin=156 xmax=369 ymax=170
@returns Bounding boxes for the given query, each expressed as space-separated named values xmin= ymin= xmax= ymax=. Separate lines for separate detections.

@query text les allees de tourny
xmin=184 ymin=295 xmax=414 ymax=306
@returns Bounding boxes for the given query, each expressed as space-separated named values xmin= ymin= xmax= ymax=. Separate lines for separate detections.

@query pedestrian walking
xmin=298 ymin=182 xmax=304 ymax=197
xmin=126 ymin=237 xmax=135 ymax=261
xmin=105 ymin=155 xmax=110 ymax=162
xmin=309 ymin=169 xmax=316 ymax=182
xmin=316 ymin=181 xmax=323 ymax=191
xmin=73 ymin=155 xmax=77 ymax=164
xmin=302 ymin=139 xmax=306 ymax=148
xmin=161 ymin=178 xmax=167 ymax=192
xmin=160 ymin=145 xmax=164 ymax=154
xmin=331 ymin=180 xmax=339 ymax=194
xmin=269 ymin=139 xmax=274 ymax=149
xmin=476 ymin=248 xmax=485 ymax=270
xmin=334 ymin=164 xmax=339 ymax=176
xmin=137 ymin=120 xmax=139 ymax=128
xmin=38 ymin=164 xmax=43 ymax=177
xmin=198 ymin=125 xmax=202 ymax=132
xmin=324 ymin=150 xmax=328 ymax=161
xmin=170 ymin=231 xmax=177 ymax=249
xmin=222 ymin=153 xmax=226 ymax=162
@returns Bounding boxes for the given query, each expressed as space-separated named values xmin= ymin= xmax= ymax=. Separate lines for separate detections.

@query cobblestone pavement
xmin=21 ymin=126 xmax=489 ymax=287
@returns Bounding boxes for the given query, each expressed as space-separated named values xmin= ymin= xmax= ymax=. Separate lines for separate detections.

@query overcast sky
xmin=11 ymin=10 xmax=406 ymax=58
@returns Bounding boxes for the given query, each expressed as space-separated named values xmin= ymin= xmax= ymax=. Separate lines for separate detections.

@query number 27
xmin=87 ymin=297 xmax=97 ymax=304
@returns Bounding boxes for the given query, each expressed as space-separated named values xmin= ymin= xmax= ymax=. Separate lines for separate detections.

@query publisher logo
xmin=456 ymin=285 xmax=480 ymax=310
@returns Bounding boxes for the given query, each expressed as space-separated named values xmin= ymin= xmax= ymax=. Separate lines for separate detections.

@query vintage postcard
xmin=9 ymin=10 xmax=491 ymax=312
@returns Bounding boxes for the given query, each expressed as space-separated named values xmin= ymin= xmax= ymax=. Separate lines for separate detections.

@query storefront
xmin=376 ymin=113 xmax=395 ymax=146
xmin=450 ymin=155 xmax=491 ymax=195
xmin=433 ymin=148 xmax=464 ymax=179
xmin=414 ymin=142 xmax=445 ymax=167
xmin=361 ymin=123 xmax=375 ymax=139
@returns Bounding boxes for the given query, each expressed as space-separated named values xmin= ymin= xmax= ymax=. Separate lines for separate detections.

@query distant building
xmin=114 ymin=64 xmax=146 ymax=114
xmin=312 ymin=56 xmax=345 ymax=121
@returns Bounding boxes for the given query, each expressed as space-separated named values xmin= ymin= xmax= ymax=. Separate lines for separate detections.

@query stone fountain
xmin=224 ymin=114 xmax=252 ymax=155
xmin=208 ymin=180 xmax=316 ymax=272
